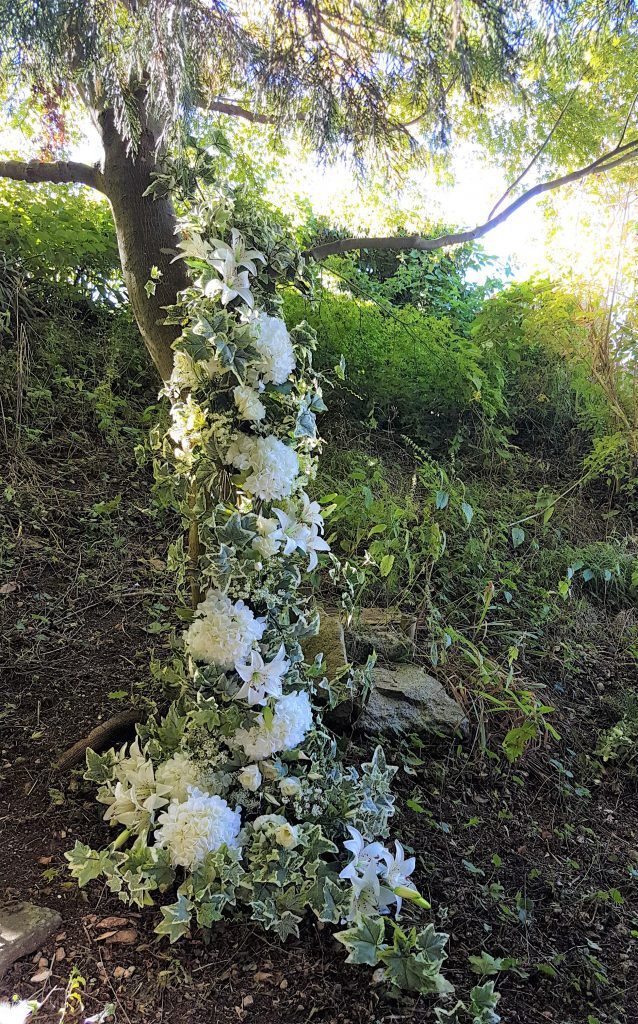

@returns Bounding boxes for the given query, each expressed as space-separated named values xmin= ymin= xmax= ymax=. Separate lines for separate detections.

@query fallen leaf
xmin=0 ymin=581 xmax=18 ymax=594
xmin=97 ymin=916 xmax=130 ymax=929
xmin=105 ymin=929 xmax=137 ymax=945
xmin=54 ymin=946 xmax=66 ymax=962
xmin=30 ymin=968 xmax=52 ymax=983
xmin=38 ymin=856 xmax=53 ymax=865
xmin=253 ymin=971 xmax=273 ymax=983
xmin=96 ymin=930 xmax=119 ymax=942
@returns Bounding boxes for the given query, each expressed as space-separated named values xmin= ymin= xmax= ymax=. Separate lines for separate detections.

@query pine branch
xmin=0 ymin=158 xmax=105 ymax=192
xmin=305 ymin=140 xmax=638 ymax=261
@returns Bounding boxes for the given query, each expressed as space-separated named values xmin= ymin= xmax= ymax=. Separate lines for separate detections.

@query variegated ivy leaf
xmin=217 ymin=511 xmax=256 ymax=548
xmin=334 ymin=915 xmax=387 ymax=966
xmin=379 ymin=926 xmax=454 ymax=995
xmin=416 ymin=922 xmax=450 ymax=964
xmin=65 ymin=842 xmax=114 ymax=888
xmin=318 ymin=878 xmax=351 ymax=924
xmin=270 ymin=911 xmax=302 ymax=941
xmin=154 ymin=704 xmax=187 ymax=753
xmin=155 ymin=895 xmax=194 ymax=943
xmin=196 ymin=893 xmax=230 ymax=927
xmin=84 ymin=747 xmax=117 ymax=784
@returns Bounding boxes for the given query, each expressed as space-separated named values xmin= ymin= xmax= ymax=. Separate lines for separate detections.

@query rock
xmin=356 ymin=664 xmax=467 ymax=736
xmin=301 ymin=606 xmax=347 ymax=680
xmin=347 ymin=607 xmax=416 ymax=662
xmin=0 ymin=902 xmax=63 ymax=978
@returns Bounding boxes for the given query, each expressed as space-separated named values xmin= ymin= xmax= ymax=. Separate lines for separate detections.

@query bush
xmin=283 ymin=289 xmax=504 ymax=442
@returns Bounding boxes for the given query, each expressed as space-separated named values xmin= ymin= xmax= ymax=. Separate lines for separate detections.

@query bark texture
xmin=98 ymin=107 xmax=189 ymax=381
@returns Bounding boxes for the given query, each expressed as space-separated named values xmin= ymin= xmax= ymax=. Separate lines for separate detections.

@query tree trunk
xmin=98 ymin=107 xmax=189 ymax=381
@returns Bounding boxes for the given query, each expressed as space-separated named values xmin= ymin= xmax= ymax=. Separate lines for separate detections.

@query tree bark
xmin=98 ymin=107 xmax=189 ymax=381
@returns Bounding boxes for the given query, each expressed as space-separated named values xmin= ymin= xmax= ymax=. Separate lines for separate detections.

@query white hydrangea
xmin=156 ymin=752 xmax=202 ymax=803
xmin=251 ymin=314 xmax=296 ymax=385
xmin=233 ymin=691 xmax=313 ymax=761
xmin=225 ymin=433 xmax=299 ymax=501
xmin=233 ymin=385 xmax=266 ymax=422
xmin=154 ymin=787 xmax=241 ymax=870
xmin=184 ymin=589 xmax=265 ymax=669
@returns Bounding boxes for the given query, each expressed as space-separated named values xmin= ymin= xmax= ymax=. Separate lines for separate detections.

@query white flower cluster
xmin=250 ymin=314 xmax=296 ymax=385
xmin=225 ymin=433 xmax=299 ymax=501
xmin=249 ymin=494 xmax=330 ymax=571
xmin=233 ymin=690 xmax=313 ymax=760
xmin=170 ymin=349 xmax=223 ymax=390
xmin=98 ymin=744 xmax=202 ymax=833
xmin=184 ymin=589 xmax=265 ymax=669
xmin=339 ymin=827 xmax=417 ymax=920
xmin=155 ymin=787 xmax=241 ymax=870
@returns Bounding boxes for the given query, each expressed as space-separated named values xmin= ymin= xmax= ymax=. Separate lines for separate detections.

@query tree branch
xmin=488 ymin=78 xmax=582 ymax=220
xmin=0 ymin=158 xmax=105 ymax=193
xmin=207 ymin=100 xmax=277 ymax=125
xmin=305 ymin=140 xmax=638 ymax=261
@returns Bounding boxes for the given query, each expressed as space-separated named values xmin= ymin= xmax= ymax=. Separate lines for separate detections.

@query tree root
xmin=54 ymin=709 xmax=144 ymax=771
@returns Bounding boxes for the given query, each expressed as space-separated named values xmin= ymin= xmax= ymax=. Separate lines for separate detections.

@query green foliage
xmin=0 ymin=179 xmax=121 ymax=300
xmin=323 ymin=244 xmax=502 ymax=337
xmin=283 ymin=289 xmax=503 ymax=441
xmin=471 ymin=279 xmax=613 ymax=448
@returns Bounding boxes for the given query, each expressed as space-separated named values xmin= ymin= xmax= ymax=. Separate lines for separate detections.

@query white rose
xmin=275 ymin=823 xmax=300 ymax=849
xmin=239 ymin=764 xmax=262 ymax=791
xmin=279 ymin=776 xmax=302 ymax=798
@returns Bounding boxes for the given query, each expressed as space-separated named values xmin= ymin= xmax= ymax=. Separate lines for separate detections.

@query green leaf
xmin=461 ymin=501 xmax=474 ymax=525
xmin=435 ymin=490 xmax=449 ymax=510
xmin=511 ymin=526 xmax=525 ymax=548
xmin=334 ymin=914 xmax=387 ymax=965
xmin=469 ymin=951 xmax=503 ymax=975
xmin=379 ymin=554 xmax=395 ymax=577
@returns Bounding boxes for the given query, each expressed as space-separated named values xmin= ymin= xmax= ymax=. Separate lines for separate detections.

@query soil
xmin=1 ymin=427 xmax=638 ymax=1024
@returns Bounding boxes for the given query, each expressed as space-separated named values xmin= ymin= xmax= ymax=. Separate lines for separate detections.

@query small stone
xmin=356 ymin=664 xmax=467 ymax=736
xmin=279 ymin=979 xmax=288 ymax=990
xmin=0 ymin=903 xmax=63 ymax=979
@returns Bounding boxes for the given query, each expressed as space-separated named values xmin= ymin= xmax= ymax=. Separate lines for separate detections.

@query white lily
xmin=298 ymin=491 xmax=324 ymax=530
xmin=340 ymin=825 xmax=388 ymax=876
xmin=235 ymin=645 xmax=289 ymax=706
xmin=210 ymin=228 xmax=266 ymax=277
xmin=306 ymin=526 xmax=330 ymax=571
xmin=379 ymin=840 xmax=417 ymax=916
xmin=205 ymin=255 xmax=255 ymax=307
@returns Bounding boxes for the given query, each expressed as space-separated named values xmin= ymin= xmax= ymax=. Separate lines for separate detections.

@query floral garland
xmin=65 ymin=185 xmax=470 ymax=1003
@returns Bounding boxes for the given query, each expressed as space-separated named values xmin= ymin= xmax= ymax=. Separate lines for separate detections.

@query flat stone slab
xmin=0 ymin=902 xmax=62 ymax=978
xmin=357 ymin=664 xmax=467 ymax=736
